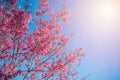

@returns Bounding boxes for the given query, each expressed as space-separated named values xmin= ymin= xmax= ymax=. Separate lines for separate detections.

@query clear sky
xmin=60 ymin=0 xmax=120 ymax=80
xmin=29 ymin=0 xmax=120 ymax=80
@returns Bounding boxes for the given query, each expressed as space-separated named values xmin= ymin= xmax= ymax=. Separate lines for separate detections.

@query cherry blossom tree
xmin=0 ymin=0 xmax=86 ymax=80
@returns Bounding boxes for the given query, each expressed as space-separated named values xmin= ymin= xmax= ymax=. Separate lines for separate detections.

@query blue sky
xmin=62 ymin=0 xmax=120 ymax=80
xmin=27 ymin=0 xmax=120 ymax=80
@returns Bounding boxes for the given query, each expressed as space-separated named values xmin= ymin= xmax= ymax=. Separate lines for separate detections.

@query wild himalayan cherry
xmin=0 ymin=0 xmax=86 ymax=80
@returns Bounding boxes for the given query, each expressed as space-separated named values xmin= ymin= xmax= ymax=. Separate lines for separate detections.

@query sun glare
xmin=73 ymin=0 xmax=120 ymax=36
xmin=100 ymin=4 xmax=116 ymax=18
xmin=86 ymin=1 xmax=120 ymax=37
xmin=97 ymin=2 xmax=118 ymax=20
xmin=92 ymin=1 xmax=120 ymax=32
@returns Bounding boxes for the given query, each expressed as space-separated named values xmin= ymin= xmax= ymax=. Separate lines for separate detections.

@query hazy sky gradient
xmin=59 ymin=0 xmax=120 ymax=80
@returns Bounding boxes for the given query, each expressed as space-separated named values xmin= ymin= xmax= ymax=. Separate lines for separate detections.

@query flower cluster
xmin=0 ymin=0 xmax=86 ymax=80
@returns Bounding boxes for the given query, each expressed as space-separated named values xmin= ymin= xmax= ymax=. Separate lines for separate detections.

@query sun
xmin=98 ymin=3 xmax=118 ymax=20
xmin=89 ymin=1 xmax=120 ymax=36
xmin=100 ymin=4 xmax=116 ymax=18
xmin=94 ymin=1 xmax=120 ymax=27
